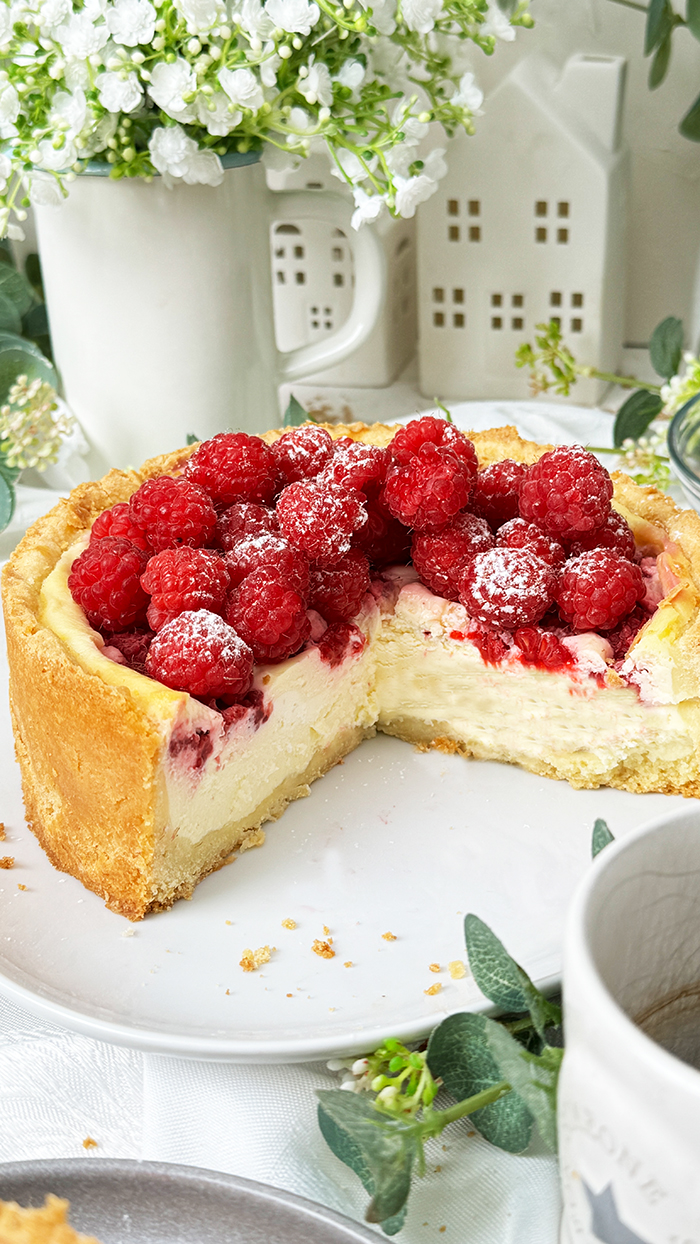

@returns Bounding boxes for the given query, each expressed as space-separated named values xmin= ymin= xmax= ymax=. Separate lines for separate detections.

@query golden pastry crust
xmin=4 ymin=422 xmax=700 ymax=920
xmin=0 ymin=1196 xmax=102 ymax=1244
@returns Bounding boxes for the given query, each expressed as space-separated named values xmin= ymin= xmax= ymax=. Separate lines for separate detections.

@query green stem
xmin=421 ymin=1081 xmax=511 ymax=1138
xmin=577 ymin=365 xmax=662 ymax=394
xmin=587 ymin=444 xmax=670 ymax=459
xmin=606 ymin=0 xmax=648 ymax=10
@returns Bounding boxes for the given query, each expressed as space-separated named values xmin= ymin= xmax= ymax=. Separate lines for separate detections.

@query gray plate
xmin=0 ymin=1159 xmax=378 ymax=1243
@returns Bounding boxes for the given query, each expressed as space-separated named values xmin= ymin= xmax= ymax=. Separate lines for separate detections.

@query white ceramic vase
xmin=33 ymin=155 xmax=386 ymax=476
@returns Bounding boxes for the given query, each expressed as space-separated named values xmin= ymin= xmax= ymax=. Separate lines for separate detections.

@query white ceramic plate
xmin=0 ymin=402 xmax=690 ymax=1062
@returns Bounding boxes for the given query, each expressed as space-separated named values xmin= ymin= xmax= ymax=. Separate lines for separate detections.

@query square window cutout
xmin=447 ymin=199 xmax=459 ymax=216
xmin=536 ymin=227 xmax=547 ymax=243
xmin=550 ymin=291 xmax=562 ymax=307
xmin=433 ymin=287 xmax=445 ymax=303
xmin=448 ymin=225 xmax=460 ymax=242
xmin=491 ymin=316 xmax=503 ymax=329
xmin=558 ymin=201 xmax=569 ymax=218
xmin=453 ymin=288 xmax=464 ymax=304
xmin=468 ymin=200 xmax=480 ymax=216
xmin=572 ymin=292 xmax=583 ymax=308
xmin=491 ymin=293 xmax=502 ymax=307
xmin=453 ymin=313 xmax=465 ymax=328
xmin=469 ymin=226 xmax=481 ymax=241
xmin=557 ymin=228 xmax=569 ymax=244
xmin=571 ymin=318 xmax=583 ymax=332
xmin=512 ymin=294 xmax=523 ymax=307
xmin=535 ymin=200 xmax=548 ymax=217
xmin=433 ymin=312 xmax=445 ymax=327
xmin=511 ymin=317 xmax=523 ymax=330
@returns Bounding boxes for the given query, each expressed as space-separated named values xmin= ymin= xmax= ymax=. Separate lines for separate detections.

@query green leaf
xmin=22 ymin=303 xmax=49 ymax=341
xmin=0 ymin=294 xmax=22 ymax=335
xmin=186 ymin=432 xmax=200 ymax=445
xmin=464 ymin=915 xmax=561 ymax=1038
xmin=645 ymin=0 xmax=671 ymax=53
xmin=427 ymin=1013 xmax=533 ymax=1153
xmin=485 ymin=1024 xmax=563 ymax=1153
xmin=649 ymin=30 xmax=673 ymax=87
xmin=284 ymin=395 xmax=310 ymax=427
xmin=0 ymin=457 xmax=22 ymax=484
xmin=592 ymin=818 xmax=615 ymax=858
xmin=0 ymin=468 xmax=16 ymax=531
xmin=687 ymin=0 xmax=700 ymax=39
xmin=612 ymin=389 xmax=664 ymax=447
xmin=24 ymin=253 xmax=44 ymax=299
xmin=650 ymin=315 xmax=684 ymax=378
xmin=317 ymin=1091 xmax=419 ymax=1230
xmin=680 ymin=89 xmax=700 ymax=140
xmin=0 ymin=262 xmax=34 ymax=317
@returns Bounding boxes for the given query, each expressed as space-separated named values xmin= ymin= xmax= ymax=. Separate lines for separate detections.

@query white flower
xmin=287 ymin=104 xmax=316 ymax=132
xmin=0 ymin=83 xmax=20 ymax=139
xmin=84 ymin=0 xmax=108 ymax=21
xmin=149 ymin=58 xmax=197 ymax=118
xmin=55 ymin=11 xmax=109 ymax=58
xmin=64 ymin=58 xmax=90 ymax=90
xmin=7 ymin=223 xmax=25 ymax=240
xmin=261 ymin=144 xmax=300 ymax=171
xmin=25 ymin=169 xmax=65 ymax=207
xmin=331 ymin=147 xmax=374 ymax=182
xmin=196 ymin=87 xmax=240 ymax=134
xmin=96 ymin=68 xmax=143 ymax=111
xmin=480 ymin=3 xmax=515 ymax=40
xmin=80 ymin=109 xmax=118 ymax=155
xmin=0 ymin=5 xmax=12 ymax=44
xmin=218 ymin=66 xmax=264 ymax=112
xmin=358 ymin=0 xmax=395 ymax=34
xmin=401 ymin=0 xmax=441 ymax=34
xmin=385 ymin=142 xmax=412 ymax=177
xmin=335 ymin=59 xmax=364 ymax=92
xmin=38 ymin=0 xmax=71 ymax=30
xmin=36 ymin=135 xmax=76 ymax=170
xmin=298 ymin=60 xmax=332 ymax=107
xmin=351 ymin=185 xmax=385 ymax=229
xmin=394 ymin=172 xmax=437 ymax=216
xmin=451 ymin=70 xmax=483 ymax=111
xmin=422 ymin=146 xmax=447 ymax=180
xmin=238 ymin=0 xmax=275 ymax=39
xmin=264 ymin=0 xmax=319 ymax=34
xmin=149 ymin=123 xmax=223 ymax=186
xmin=0 ymin=152 xmax=11 ymax=194
xmin=105 ymin=0 xmax=156 ymax=45
xmin=260 ymin=49 xmax=280 ymax=88
xmin=391 ymin=100 xmax=428 ymax=145
xmin=49 ymin=87 xmax=86 ymax=136
xmin=175 ymin=0 xmax=225 ymax=33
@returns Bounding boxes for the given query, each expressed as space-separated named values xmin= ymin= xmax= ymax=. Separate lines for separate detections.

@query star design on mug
xmin=583 ymin=1181 xmax=652 ymax=1244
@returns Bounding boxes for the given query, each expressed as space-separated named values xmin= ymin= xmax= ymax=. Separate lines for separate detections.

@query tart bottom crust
xmin=5 ymin=424 xmax=700 ymax=920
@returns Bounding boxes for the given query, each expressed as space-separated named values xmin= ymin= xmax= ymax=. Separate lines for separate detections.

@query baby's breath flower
xmin=619 ymin=430 xmax=670 ymax=490
xmin=661 ymin=352 xmax=700 ymax=417
xmin=0 ymin=377 xmax=74 ymax=471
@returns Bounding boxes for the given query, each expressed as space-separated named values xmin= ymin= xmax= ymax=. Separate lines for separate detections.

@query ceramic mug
xmin=558 ymin=808 xmax=700 ymax=1243
xmin=33 ymin=153 xmax=386 ymax=475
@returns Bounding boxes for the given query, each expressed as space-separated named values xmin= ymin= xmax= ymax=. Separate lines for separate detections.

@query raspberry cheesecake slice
xmin=4 ymin=420 xmax=700 ymax=919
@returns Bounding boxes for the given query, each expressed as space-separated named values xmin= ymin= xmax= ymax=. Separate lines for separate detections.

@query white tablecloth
xmin=0 ymin=398 xmax=672 ymax=1242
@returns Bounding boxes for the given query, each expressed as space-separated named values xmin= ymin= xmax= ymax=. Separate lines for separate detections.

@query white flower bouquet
xmin=0 ymin=0 xmax=530 ymax=236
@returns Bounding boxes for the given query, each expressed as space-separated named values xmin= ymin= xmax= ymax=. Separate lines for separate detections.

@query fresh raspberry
xmin=321 ymin=437 xmax=391 ymax=492
xmin=352 ymin=496 xmax=411 ymax=566
xmin=607 ymin=606 xmax=649 ymax=658
xmin=90 ymin=502 xmax=149 ymax=550
xmin=128 ymin=476 xmax=217 ymax=552
xmin=216 ymin=501 xmax=279 ymax=551
xmin=308 ymin=550 xmax=370 ymax=622
xmin=513 ymin=626 xmax=572 ymax=669
xmin=471 ymin=460 xmax=527 ymax=530
xmin=468 ymin=626 xmax=509 ymax=665
xmin=567 ymin=510 xmax=636 ymax=561
xmin=225 ymin=533 xmax=310 ymax=595
xmin=103 ymin=628 xmax=154 ymax=675
xmin=412 ymin=512 xmax=494 ymax=601
xmin=557 ymin=550 xmax=646 ymax=632
xmin=382 ymin=443 xmax=473 ymax=534
xmin=390 ymin=416 xmax=479 ymax=480
xmin=184 ymin=432 xmax=279 ymax=506
xmin=68 ymin=537 xmax=149 ymax=632
xmin=225 ymin=566 xmax=311 ymax=662
xmin=459 ymin=547 xmax=557 ymax=629
xmin=146 ymin=609 xmax=254 ymax=698
xmin=519 ymin=446 xmax=613 ymax=539
xmin=271 ymin=425 xmax=334 ymax=484
xmin=496 ymin=518 xmax=565 ymax=569
xmin=276 ymin=479 xmax=366 ymax=567
xmin=141 ymin=547 xmax=230 ymax=631
xmin=316 ymin=621 xmax=366 ymax=667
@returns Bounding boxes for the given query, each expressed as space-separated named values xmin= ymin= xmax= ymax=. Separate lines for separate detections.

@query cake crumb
xmin=225 ymin=989 xmax=231 ymax=995
xmin=382 ymin=931 xmax=397 ymax=941
xmin=17 ymin=883 xmax=26 ymax=891
xmin=225 ymin=920 xmax=232 ymax=926
xmin=312 ymin=939 xmax=335 ymax=960
xmin=82 ymin=1137 xmax=98 ymax=1150
xmin=344 ymin=961 xmax=353 ymax=968
xmin=323 ymin=924 xmax=331 ymax=936
xmin=121 ymin=927 xmax=135 ymax=938
xmin=434 ymin=1165 xmax=442 ymax=1173
xmin=0 ymin=823 xmax=5 ymax=840
xmin=329 ymin=1006 xmax=336 ymax=1011
xmin=439 ymin=1227 xmax=446 ymax=1234
xmin=0 ymin=857 xmax=14 ymax=869
xmin=287 ymin=993 xmax=293 ymax=997
xmin=240 ymin=946 xmax=272 ymax=972
xmin=424 ymin=983 xmax=442 ymax=996
xmin=429 ymin=963 xmax=440 ymax=973
xmin=449 ymin=960 xmax=466 ymax=979
xmin=282 ymin=918 xmax=297 ymax=930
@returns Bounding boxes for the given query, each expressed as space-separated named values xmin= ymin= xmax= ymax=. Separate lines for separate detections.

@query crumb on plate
xmin=0 ymin=857 xmax=14 ymax=869
xmin=382 ymin=931 xmax=397 ymax=941
xmin=17 ymin=883 xmax=26 ymax=891
xmin=429 ymin=963 xmax=440 ymax=973
xmin=449 ymin=960 xmax=466 ymax=980
xmin=282 ymin=918 xmax=297 ymax=930
xmin=344 ymin=961 xmax=352 ymax=968
xmin=0 ymin=823 xmax=5 ymax=840
xmin=82 ymin=1137 xmax=98 ymax=1150
xmin=323 ymin=924 xmax=331 ymax=935
xmin=240 ymin=946 xmax=273 ymax=972
xmin=312 ymin=939 xmax=335 ymax=960
xmin=424 ymin=983 xmax=442 ymax=996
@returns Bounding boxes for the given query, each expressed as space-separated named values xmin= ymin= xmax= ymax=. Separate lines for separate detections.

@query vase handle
xmin=268 ymin=189 xmax=386 ymax=381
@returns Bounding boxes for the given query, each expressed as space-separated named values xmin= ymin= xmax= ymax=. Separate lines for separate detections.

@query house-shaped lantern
xmin=416 ymin=52 xmax=628 ymax=405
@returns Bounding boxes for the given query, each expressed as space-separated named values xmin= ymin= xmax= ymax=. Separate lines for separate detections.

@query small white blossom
xmin=402 ymin=0 xmax=441 ymax=34
xmin=36 ymin=136 xmax=76 ymax=169
xmin=64 ymin=58 xmax=91 ymax=90
xmin=0 ymin=153 xmax=11 ymax=194
xmin=175 ymin=0 xmax=226 ymax=33
xmin=79 ymin=109 xmax=118 ymax=156
xmin=351 ymin=185 xmax=385 ymax=229
xmin=451 ymin=70 xmax=483 ymax=111
xmin=218 ymin=66 xmax=264 ymax=112
xmin=96 ymin=68 xmax=143 ymax=111
xmin=385 ymin=141 xmax=412 ymax=177
xmin=0 ymin=5 xmax=12 ymax=43
xmin=422 ymin=146 xmax=447 ymax=180
xmin=480 ymin=2 xmax=515 ymax=40
xmin=335 ymin=59 xmax=364 ymax=92
xmin=287 ymin=104 xmax=316 ymax=133
xmin=149 ymin=123 xmax=223 ymax=186
xmin=0 ymin=83 xmax=20 ymax=139
xmin=55 ymin=11 xmax=109 ymax=58
xmin=7 ymin=223 xmax=25 ymax=241
xmin=357 ymin=0 xmax=395 ymax=34
xmin=38 ymin=0 xmax=70 ymax=30
xmin=49 ymin=87 xmax=87 ymax=136
xmin=331 ymin=146 xmax=374 ymax=182
xmin=394 ymin=172 xmax=437 ymax=217
xmin=238 ymin=0 xmax=275 ymax=39
xmin=260 ymin=48 xmax=281 ymax=88
xmin=265 ymin=0 xmax=319 ymax=34
xmin=149 ymin=58 xmax=197 ymax=118
xmin=196 ymin=87 xmax=240 ymax=133
xmin=25 ymin=169 xmax=66 ymax=207
xmin=105 ymin=0 xmax=156 ymax=44
xmin=298 ymin=59 xmax=332 ymax=107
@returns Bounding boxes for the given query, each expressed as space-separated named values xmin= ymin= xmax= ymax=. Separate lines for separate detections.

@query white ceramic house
xmin=417 ymin=53 xmax=628 ymax=405
xmin=267 ymin=153 xmax=417 ymax=387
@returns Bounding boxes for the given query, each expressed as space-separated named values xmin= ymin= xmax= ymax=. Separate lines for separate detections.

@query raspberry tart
xmin=4 ymin=420 xmax=700 ymax=920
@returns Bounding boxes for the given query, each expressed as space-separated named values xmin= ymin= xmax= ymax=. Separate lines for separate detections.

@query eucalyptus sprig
xmin=607 ymin=0 xmax=700 ymax=140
